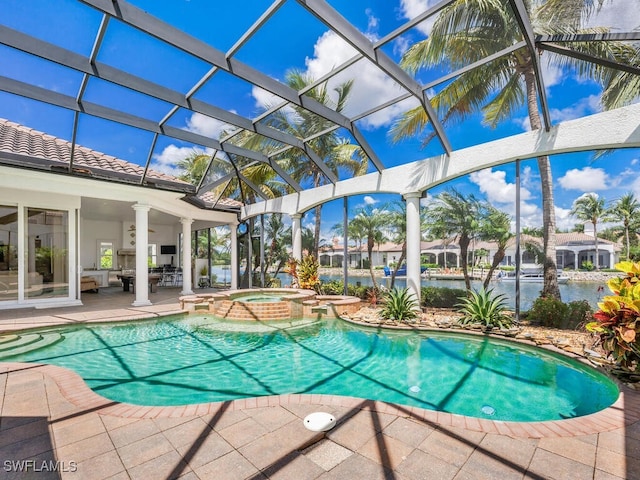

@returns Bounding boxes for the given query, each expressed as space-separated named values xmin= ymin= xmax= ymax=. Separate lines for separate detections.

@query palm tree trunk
xmin=459 ymin=234 xmax=471 ymax=290
xmin=524 ymin=66 xmax=561 ymax=300
xmin=313 ymin=204 xmax=322 ymax=258
xmin=368 ymin=237 xmax=378 ymax=289
xmin=483 ymin=249 xmax=505 ymax=290
xmin=626 ymin=221 xmax=631 ymax=260
xmin=390 ymin=242 xmax=407 ymax=289
xmin=593 ymin=221 xmax=600 ymax=270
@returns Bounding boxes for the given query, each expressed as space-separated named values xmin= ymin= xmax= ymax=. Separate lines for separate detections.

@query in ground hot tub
xmin=179 ymin=288 xmax=361 ymax=321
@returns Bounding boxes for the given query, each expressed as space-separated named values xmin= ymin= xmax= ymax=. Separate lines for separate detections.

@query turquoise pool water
xmin=232 ymin=294 xmax=286 ymax=303
xmin=1 ymin=316 xmax=618 ymax=421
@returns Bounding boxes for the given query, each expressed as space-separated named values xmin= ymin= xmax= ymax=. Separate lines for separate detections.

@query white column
xmin=291 ymin=214 xmax=302 ymax=261
xmin=609 ymin=250 xmax=615 ymax=269
xmin=229 ymin=223 xmax=238 ymax=289
xmin=574 ymin=251 xmax=579 ymax=270
xmin=132 ymin=203 xmax=151 ymax=307
xmin=181 ymin=218 xmax=194 ymax=295
xmin=404 ymin=192 xmax=422 ymax=304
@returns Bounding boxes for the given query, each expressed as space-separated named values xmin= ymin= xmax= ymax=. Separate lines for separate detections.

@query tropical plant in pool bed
xmin=380 ymin=287 xmax=419 ymax=322
xmin=292 ymin=254 xmax=320 ymax=291
xmin=456 ymin=288 xmax=512 ymax=330
xmin=586 ymin=261 xmax=640 ymax=371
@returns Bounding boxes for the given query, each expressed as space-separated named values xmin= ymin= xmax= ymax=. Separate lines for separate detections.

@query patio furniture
xmin=117 ymin=274 xmax=162 ymax=293
xmin=80 ymin=276 xmax=99 ymax=293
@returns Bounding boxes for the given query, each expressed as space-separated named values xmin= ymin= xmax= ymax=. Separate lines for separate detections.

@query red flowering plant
xmin=586 ymin=261 xmax=640 ymax=370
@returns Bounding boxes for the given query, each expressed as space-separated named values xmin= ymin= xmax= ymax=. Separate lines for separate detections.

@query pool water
xmin=233 ymin=294 xmax=285 ymax=303
xmin=2 ymin=316 xmax=619 ymax=422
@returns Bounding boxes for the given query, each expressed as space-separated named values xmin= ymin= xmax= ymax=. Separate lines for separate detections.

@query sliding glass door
xmin=26 ymin=208 xmax=69 ymax=299
xmin=0 ymin=205 xmax=18 ymax=302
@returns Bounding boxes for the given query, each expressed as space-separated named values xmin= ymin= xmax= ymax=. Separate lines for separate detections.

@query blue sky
xmin=1 ymin=0 xmax=639 ymax=242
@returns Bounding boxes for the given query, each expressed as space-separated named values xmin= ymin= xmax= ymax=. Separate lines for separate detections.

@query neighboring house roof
xmin=0 ymin=118 xmax=192 ymax=192
xmin=556 ymin=231 xmax=619 ymax=247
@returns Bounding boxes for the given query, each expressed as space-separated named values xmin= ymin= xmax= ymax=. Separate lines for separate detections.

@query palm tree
xmin=571 ymin=193 xmax=607 ymax=270
xmin=610 ymin=193 xmax=640 ymax=260
xmin=349 ymin=205 xmax=390 ymax=288
xmin=331 ymin=214 xmax=367 ymax=269
xmin=386 ymin=200 xmax=428 ymax=289
xmin=392 ymin=0 xmax=636 ymax=300
xmin=177 ymin=152 xmax=213 ymax=185
xmin=425 ymin=189 xmax=481 ymax=290
xmin=263 ymin=213 xmax=290 ymax=279
xmin=479 ymin=205 xmax=514 ymax=289
xmin=264 ymin=71 xmax=369 ymax=257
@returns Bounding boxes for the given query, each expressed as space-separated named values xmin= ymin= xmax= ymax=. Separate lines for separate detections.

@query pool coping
xmin=2 ymin=309 xmax=639 ymax=439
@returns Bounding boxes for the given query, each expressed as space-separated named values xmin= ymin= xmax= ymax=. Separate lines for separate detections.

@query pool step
xmin=0 ymin=333 xmax=43 ymax=352
xmin=0 ymin=332 xmax=64 ymax=359
xmin=0 ymin=334 xmax=19 ymax=344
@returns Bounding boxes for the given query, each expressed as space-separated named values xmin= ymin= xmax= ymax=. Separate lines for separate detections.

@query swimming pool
xmin=0 ymin=315 xmax=618 ymax=422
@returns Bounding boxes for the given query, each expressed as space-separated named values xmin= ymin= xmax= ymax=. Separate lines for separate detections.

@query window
xmin=99 ymin=241 xmax=114 ymax=270
xmin=148 ymin=244 xmax=157 ymax=267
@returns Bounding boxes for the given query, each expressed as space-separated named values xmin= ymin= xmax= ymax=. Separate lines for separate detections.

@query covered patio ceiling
xmin=0 ymin=0 xmax=638 ymax=212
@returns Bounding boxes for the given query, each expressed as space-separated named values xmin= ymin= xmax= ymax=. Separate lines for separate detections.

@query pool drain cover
xmin=303 ymin=412 xmax=336 ymax=432
xmin=481 ymin=405 xmax=496 ymax=416
xmin=409 ymin=385 xmax=421 ymax=393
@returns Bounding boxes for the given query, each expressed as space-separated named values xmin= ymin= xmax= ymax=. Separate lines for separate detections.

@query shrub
xmin=567 ymin=300 xmax=593 ymax=328
xmin=319 ymin=280 xmax=375 ymax=301
xmin=526 ymin=297 xmax=592 ymax=330
xmin=526 ymin=297 xmax=569 ymax=328
xmin=421 ymin=286 xmax=467 ymax=308
xmin=456 ymin=288 xmax=512 ymax=330
xmin=581 ymin=260 xmax=595 ymax=271
xmin=380 ymin=287 xmax=419 ymax=322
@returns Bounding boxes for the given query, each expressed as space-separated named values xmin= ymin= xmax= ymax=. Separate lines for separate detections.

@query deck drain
xmin=303 ymin=412 xmax=336 ymax=432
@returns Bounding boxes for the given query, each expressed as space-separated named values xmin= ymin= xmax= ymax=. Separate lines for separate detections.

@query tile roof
xmin=0 ymin=118 xmax=192 ymax=191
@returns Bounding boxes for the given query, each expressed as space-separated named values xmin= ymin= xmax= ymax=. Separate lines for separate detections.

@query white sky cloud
xmin=555 ymin=206 xmax=575 ymax=231
xmin=399 ymin=0 xmax=436 ymax=36
xmin=586 ymin=1 xmax=640 ymax=31
xmin=558 ymin=166 xmax=610 ymax=191
xmin=550 ymin=95 xmax=602 ymax=122
xmin=151 ymin=144 xmax=212 ymax=176
xmin=468 ymin=167 xmax=575 ymax=230
xmin=184 ymin=112 xmax=231 ymax=139
xmin=469 ymin=168 xmax=532 ymax=203
xmin=363 ymin=195 xmax=377 ymax=205
xmin=303 ymin=31 xmax=410 ymax=129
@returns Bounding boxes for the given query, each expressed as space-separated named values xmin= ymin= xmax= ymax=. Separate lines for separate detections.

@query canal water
xmin=215 ymin=267 xmax=606 ymax=311
xmin=319 ymin=274 xmax=605 ymax=311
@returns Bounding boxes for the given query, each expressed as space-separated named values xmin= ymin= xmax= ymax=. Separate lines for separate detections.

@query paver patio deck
xmin=1 ymin=287 xmax=640 ymax=479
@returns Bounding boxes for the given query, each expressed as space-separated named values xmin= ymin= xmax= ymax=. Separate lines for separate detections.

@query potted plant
xmin=198 ymin=265 xmax=209 ymax=288
xmin=586 ymin=261 xmax=640 ymax=371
